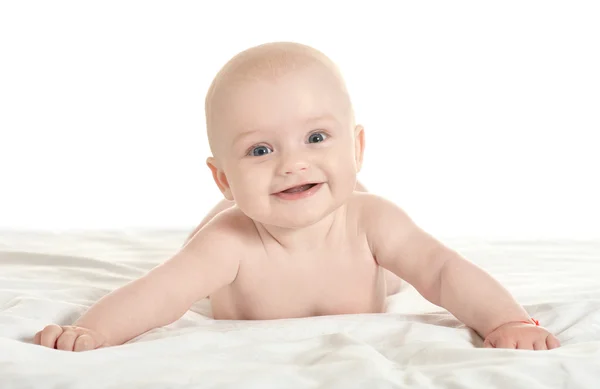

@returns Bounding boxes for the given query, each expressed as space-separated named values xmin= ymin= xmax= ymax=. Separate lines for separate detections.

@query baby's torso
xmin=208 ymin=207 xmax=387 ymax=320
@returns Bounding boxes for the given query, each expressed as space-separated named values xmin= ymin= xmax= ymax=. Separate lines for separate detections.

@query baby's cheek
xmin=232 ymin=173 xmax=270 ymax=213
xmin=329 ymin=156 xmax=358 ymax=188
xmin=225 ymin=173 xmax=248 ymax=202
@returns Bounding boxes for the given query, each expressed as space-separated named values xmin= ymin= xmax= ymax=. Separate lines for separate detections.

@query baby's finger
xmin=533 ymin=339 xmax=548 ymax=350
xmin=40 ymin=325 xmax=63 ymax=348
xmin=33 ymin=331 xmax=42 ymax=345
xmin=483 ymin=337 xmax=495 ymax=348
xmin=495 ymin=337 xmax=517 ymax=349
xmin=56 ymin=330 xmax=78 ymax=351
xmin=546 ymin=334 xmax=561 ymax=349
xmin=517 ymin=341 xmax=534 ymax=350
xmin=73 ymin=334 xmax=96 ymax=352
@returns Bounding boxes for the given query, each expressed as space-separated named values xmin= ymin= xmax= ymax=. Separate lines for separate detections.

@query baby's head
xmin=205 ymin=42 xmax=365 ymax=228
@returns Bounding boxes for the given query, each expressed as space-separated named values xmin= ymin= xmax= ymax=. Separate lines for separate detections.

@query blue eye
xmin=308 ymin=132 xmax=327 ymax=143
xmin=250 ymin=145 xmax=272 ymax=157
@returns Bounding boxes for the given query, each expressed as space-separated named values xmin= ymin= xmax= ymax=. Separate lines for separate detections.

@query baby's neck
xmin=254 ymin=205 xmax=347 ymax=253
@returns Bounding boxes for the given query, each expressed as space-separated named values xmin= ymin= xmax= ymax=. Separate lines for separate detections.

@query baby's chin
xmin=240 ymin=204 xmax=337 ymax=230
xmin=235 ymin=185 xmax=353 ymax=228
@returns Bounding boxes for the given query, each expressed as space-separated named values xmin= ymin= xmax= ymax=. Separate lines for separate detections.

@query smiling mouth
xmin=280 ymin=183 xmax=318 ymax=194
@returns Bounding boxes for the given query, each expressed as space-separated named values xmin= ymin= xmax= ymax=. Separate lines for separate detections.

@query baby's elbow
xmin=420 ymin=251 xmax=453 ymax=306
xmin=419 ymin=275 xmax=443 ymax=306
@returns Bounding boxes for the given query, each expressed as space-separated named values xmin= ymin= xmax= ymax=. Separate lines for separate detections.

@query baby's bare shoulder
xmin=183 ymin=206 xmax=258 ymax=256
xmin=346 ymin=192 xmax=417 ymax=249
xmin=348 ymin=192 xmax=411 ymax=226
xmin=201 ymin=206 xmax=257 ymax=242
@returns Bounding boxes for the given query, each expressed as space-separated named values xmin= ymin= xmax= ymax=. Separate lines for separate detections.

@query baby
xmin=35 ymin=42 xmax=560 ymax=352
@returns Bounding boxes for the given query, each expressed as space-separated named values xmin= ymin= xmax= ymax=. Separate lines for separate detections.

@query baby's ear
xmin=206 ymin=157 xmax=234 ymax=201
xmin=354 ymin=125 xmax=365 ymax=172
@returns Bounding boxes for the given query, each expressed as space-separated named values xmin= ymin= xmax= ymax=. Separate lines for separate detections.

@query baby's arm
xmin=362 ymin=194 xmax=559 ymax=348
xmin=35 ymin=211 xmax=241 ymax=351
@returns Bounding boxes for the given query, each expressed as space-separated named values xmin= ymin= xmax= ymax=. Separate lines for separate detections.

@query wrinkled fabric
xmin=1 ymin=231 xmax=599 ymax=389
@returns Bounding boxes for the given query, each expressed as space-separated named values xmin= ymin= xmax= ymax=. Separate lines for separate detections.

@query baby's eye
xmin=308 ymin=132 xmax=328 ymax=143
xmin=250 ymin=145 xmax=272 ymax=157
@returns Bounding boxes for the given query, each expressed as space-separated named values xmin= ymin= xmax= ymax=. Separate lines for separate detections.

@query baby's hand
xmin=34 ymin=324 xmax=107 ymax=352
xmin=483 ymin=321 xmax=560 ymax=350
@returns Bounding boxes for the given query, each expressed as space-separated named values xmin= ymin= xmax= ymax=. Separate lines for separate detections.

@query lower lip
xmin=273 ymin=183 xmax=323 ymax=201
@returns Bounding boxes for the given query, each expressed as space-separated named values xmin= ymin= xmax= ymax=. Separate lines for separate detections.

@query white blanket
xmin=1 ymin=230 xmax=599 ymax=388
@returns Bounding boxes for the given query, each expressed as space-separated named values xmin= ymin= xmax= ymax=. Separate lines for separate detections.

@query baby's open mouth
xmin=280 ymin=183 xmax=318 ymax=194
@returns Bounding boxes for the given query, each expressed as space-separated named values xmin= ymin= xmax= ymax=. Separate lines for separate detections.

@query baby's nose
xmin=278 ymin=156 xmax=309 ymax=176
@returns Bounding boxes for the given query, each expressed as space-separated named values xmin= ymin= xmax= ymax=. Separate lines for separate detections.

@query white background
xmin=1 ymin=1 xmax=598 ymax=239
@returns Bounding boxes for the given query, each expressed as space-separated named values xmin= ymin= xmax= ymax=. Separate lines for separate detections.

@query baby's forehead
xmin=220 ymin=77 xmax=346 ymax=131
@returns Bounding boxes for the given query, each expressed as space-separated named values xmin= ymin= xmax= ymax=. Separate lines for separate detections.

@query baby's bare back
xmin=206 ymin=206 xmax=388 ymax=320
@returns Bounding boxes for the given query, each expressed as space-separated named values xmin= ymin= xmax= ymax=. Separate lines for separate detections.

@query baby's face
xmin=209 ymin=65 xmax=363 ymax=228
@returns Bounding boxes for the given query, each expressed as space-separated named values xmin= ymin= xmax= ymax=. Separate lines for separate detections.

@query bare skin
xmin=186 ymin=181 xmax=404 ymax=297
xmin=34 ymin=42 xmax=560 ymax=352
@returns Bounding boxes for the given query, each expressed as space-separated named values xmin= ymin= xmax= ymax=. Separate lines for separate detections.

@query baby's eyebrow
xmin=305 ymin=113 xmax=339 ymax=125
xmin=231 ymin=114 xmax=340 ymax=146
xmin=232 ymin=129 xmax=263 ymax=148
